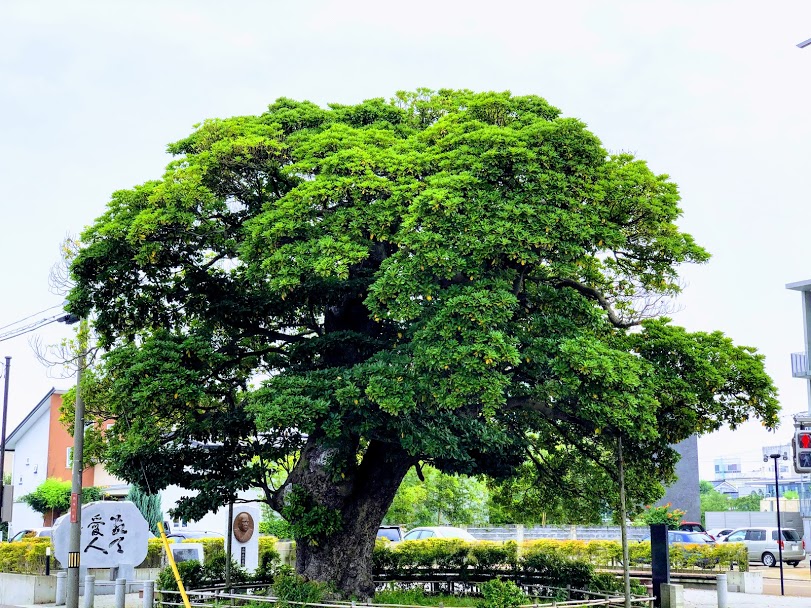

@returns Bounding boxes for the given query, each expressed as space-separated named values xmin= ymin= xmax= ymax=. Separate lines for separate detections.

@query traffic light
xmin=794 ymin=428 xmax=811 ymax=473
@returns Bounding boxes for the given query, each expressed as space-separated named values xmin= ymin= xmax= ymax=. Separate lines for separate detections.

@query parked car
xmin=401 ymin=526 xmax=477 ymax=542
xmin=723 ymin=527 xmax=806 ymax=567
xmin=636 ymin=530 xmax=716 ymax=568
xmin=706 ymin=528 xmax=734 ymax=542
xmin=640 ymin=531 xmax=715 ymax=545
xmin=166 ymin=529 xmax=224 ymax=542
xmin=377 ymin=525 xmax=404 ymax=543
xmin=8 ymin=527 xmax=52 ymax=542
xmin=678 ymin=522 xmax=707 ymax=533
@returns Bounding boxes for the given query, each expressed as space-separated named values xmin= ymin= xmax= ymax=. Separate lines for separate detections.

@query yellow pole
xmin=157 ymin=522 xmax=192 ymax=608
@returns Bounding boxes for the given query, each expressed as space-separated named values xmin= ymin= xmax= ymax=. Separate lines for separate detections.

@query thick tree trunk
xmin=272 ymin=437 xmax=414 ymax=598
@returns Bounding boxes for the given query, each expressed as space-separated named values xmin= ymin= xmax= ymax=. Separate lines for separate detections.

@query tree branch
xmin=551 ymin=278 xmax=637 ymax=328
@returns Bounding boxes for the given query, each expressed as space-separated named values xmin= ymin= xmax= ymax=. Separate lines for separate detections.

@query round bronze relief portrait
xmin=232 ymin=511 xmax=255 ymax=543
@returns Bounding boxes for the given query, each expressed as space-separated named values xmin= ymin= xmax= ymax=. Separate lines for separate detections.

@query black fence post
xmin=650 ymin=524 xmax=670 ymax=608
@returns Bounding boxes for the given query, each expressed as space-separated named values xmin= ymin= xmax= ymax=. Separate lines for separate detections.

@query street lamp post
xmin=0 ymin=357 xmax=10 ymax=538
xmin=766 ymin=452 xmax=788 ymax=596
xmin=59 ymin=314 xmax=83 ymax=608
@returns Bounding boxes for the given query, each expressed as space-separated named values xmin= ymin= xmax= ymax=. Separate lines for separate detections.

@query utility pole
xmin=0 ymin=357 xmax=10 ymax=538
xmin=61 ymin=316 xmax=83 ymax=608
xmin=617 ymin=436 xmax=631 ymax=608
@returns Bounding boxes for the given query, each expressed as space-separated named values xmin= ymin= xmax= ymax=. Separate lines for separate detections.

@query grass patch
xmin=374 ymin=589 xmax=480 ymax=606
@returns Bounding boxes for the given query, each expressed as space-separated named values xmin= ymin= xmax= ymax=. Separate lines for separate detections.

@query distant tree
xmin=487 ymin=448 xmax=666 ymax=525
xmin=126 ymin=484 xmax=163 ymax=536
xmin=730 ymin=491 xmax=762 ymax=511
xmin=699 ymin=487 xmax=730 ymax=524
xmin=20 ymin=478 xmax=102 ymax=522
xmin=384 ymin=466 xmax=488 ymax=527
xmin=699 ymin=480 xmax=714 ymax=494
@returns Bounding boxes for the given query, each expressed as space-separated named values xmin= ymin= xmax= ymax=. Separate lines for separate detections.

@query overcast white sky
xmin=2 ymin=0 xmax=811 ymax=482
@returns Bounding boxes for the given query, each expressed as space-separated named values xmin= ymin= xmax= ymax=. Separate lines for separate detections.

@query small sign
xmin=241 ymin=546 xmax=246 ymax=567
xmin=170 ymin=543 xmax=204 ymax=564
xmin=69 ymin=493 xmax=79 ymax=523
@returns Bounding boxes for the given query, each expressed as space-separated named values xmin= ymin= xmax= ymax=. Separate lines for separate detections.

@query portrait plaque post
xmin=230 ymin=506 xmax=259 ymax=572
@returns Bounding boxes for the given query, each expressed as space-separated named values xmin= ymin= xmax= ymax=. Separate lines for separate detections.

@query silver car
xmin=723 ymin=527 xmax=806 ymax=567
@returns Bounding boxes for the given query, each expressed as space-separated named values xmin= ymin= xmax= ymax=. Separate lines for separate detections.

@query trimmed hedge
xmin=0 ymin=535 xmax=748 ymax=578
xmin=373 ymin=537 xmax=749 ymax=576
xmin=0 ymin=534 xmax=283 ymax=575
xmin=0 ymin=537 xmax=50 ymax=574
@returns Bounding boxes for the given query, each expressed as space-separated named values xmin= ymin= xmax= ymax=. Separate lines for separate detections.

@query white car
xmin=706 ymin=528 xmax=734 ymax=542
xmin=8 ymin=527 xmax=52 ymax=542
xmin=402 ymin=526 xmax=477 ymax=542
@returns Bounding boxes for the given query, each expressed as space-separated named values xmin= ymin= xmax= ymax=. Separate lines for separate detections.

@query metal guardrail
xmin=156 ymin=582 xmax=654 ymax=608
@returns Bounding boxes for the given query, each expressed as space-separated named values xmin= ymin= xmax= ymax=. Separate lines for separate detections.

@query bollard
xmin=115 ymin=578 xmax=126 ymax=608
xmin=143 ymin=580 xmax=155 ymax=608
xmin=83 ymin=575 xmax=95 ymax=608
xmin=716 ymin=574 xmax=728 ymax=608
xmin=56 ymin=571 xmax=67 ymax=605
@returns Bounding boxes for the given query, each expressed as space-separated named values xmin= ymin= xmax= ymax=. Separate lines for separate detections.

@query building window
xmin=727 ymin=464 xmax=740 ymax=472
xmin=66 ymin=447 xmax=73 ymax=469
xmin=18 ymin=477 xmax=22 ymax=485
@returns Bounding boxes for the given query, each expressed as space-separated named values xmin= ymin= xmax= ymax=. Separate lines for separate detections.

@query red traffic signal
xmin=799 ymin=433 xmax=811 ymax=450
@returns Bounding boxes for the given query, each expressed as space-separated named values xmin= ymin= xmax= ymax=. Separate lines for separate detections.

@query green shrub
xmin=634 ymin=504 xmax=685 ymax=530
xmin=519 ymin=546 xmax=594 ymax=590
xmin=181 ymin=537 xmax=225 ymax=562
xmin=250 ymin=538 xmax=282 ymax=581
xmin=260 ymin=518 xmax=293 ymax=540
xmin=375 ymin=589 xmax=479 ymax=607
xmin=478 ymin=579 xmax=527 ymax=608
xmin=588 ymin=574 xmax=646 ymax=597
xmin=202 ymin=550 xmax=251 ymax=585
xmin=0 ymin=538 xmax=50 ymax=574
xmin=390 ymin=538 xmax=472 ymax=573
xmin=469 ymin=541 xmax=517 ymax=571
xmin=156 ymin=560 xmax=205 ymax=592
xmin=272 ymin=571 xmax=329 ymax=604
xmin=519 ymin=538 xmax=748 ymax=573
xmin=139 ymin=538 xmax=164 ymax=568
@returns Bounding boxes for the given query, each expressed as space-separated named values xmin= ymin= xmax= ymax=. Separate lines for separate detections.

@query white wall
xmin=9 ymin=407 xmax=50 ymax=536
xmin=160 ymin=485 xmax=260 ymax=535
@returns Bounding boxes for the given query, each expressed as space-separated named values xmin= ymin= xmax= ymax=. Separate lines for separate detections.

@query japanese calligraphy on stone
xmin=53 ymin=501 xmax=149 ymax=568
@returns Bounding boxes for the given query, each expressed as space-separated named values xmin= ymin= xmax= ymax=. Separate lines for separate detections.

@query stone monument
xmin=230 ymin=506 xmax=259 ymax=572
xmin=53 ymin=500 xmax=149 ymax=581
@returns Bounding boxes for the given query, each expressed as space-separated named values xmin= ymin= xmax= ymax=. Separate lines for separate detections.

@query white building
xmin=2 ymin=388 xmax=258 ymax=537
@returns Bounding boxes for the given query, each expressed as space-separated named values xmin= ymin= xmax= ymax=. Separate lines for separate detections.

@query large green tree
xmin=68 ymin=90 xmax=779 ymax=597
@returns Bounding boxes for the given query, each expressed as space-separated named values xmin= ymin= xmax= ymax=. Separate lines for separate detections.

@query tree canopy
xmin=20 ymin=478 xmax=102 ymax=522
xmin=68 ymin=89 xmax=779 ymax=596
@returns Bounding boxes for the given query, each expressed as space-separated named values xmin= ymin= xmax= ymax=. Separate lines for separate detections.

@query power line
xmin=0 ymin=315 xmax=66 ymax=343
xmin=0 ymin=303 xmax=64 ymax=333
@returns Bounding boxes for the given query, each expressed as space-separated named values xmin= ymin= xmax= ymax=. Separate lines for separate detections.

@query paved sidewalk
xmin=6 ymin=593 xmax=143 ymax=608
xmin=684 ymin=588 xmax=810 ymax=607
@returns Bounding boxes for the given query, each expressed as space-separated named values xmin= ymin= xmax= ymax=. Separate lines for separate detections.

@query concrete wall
xmin=0 ymin=572 xmax=57 ymax=605
xmin=656 ymin=435 xmax=700 ymax=522
xmin=705 ymin=510 xmax=804 ymax=532
xmin=467 ymin=524 xmax=650 ymax=542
